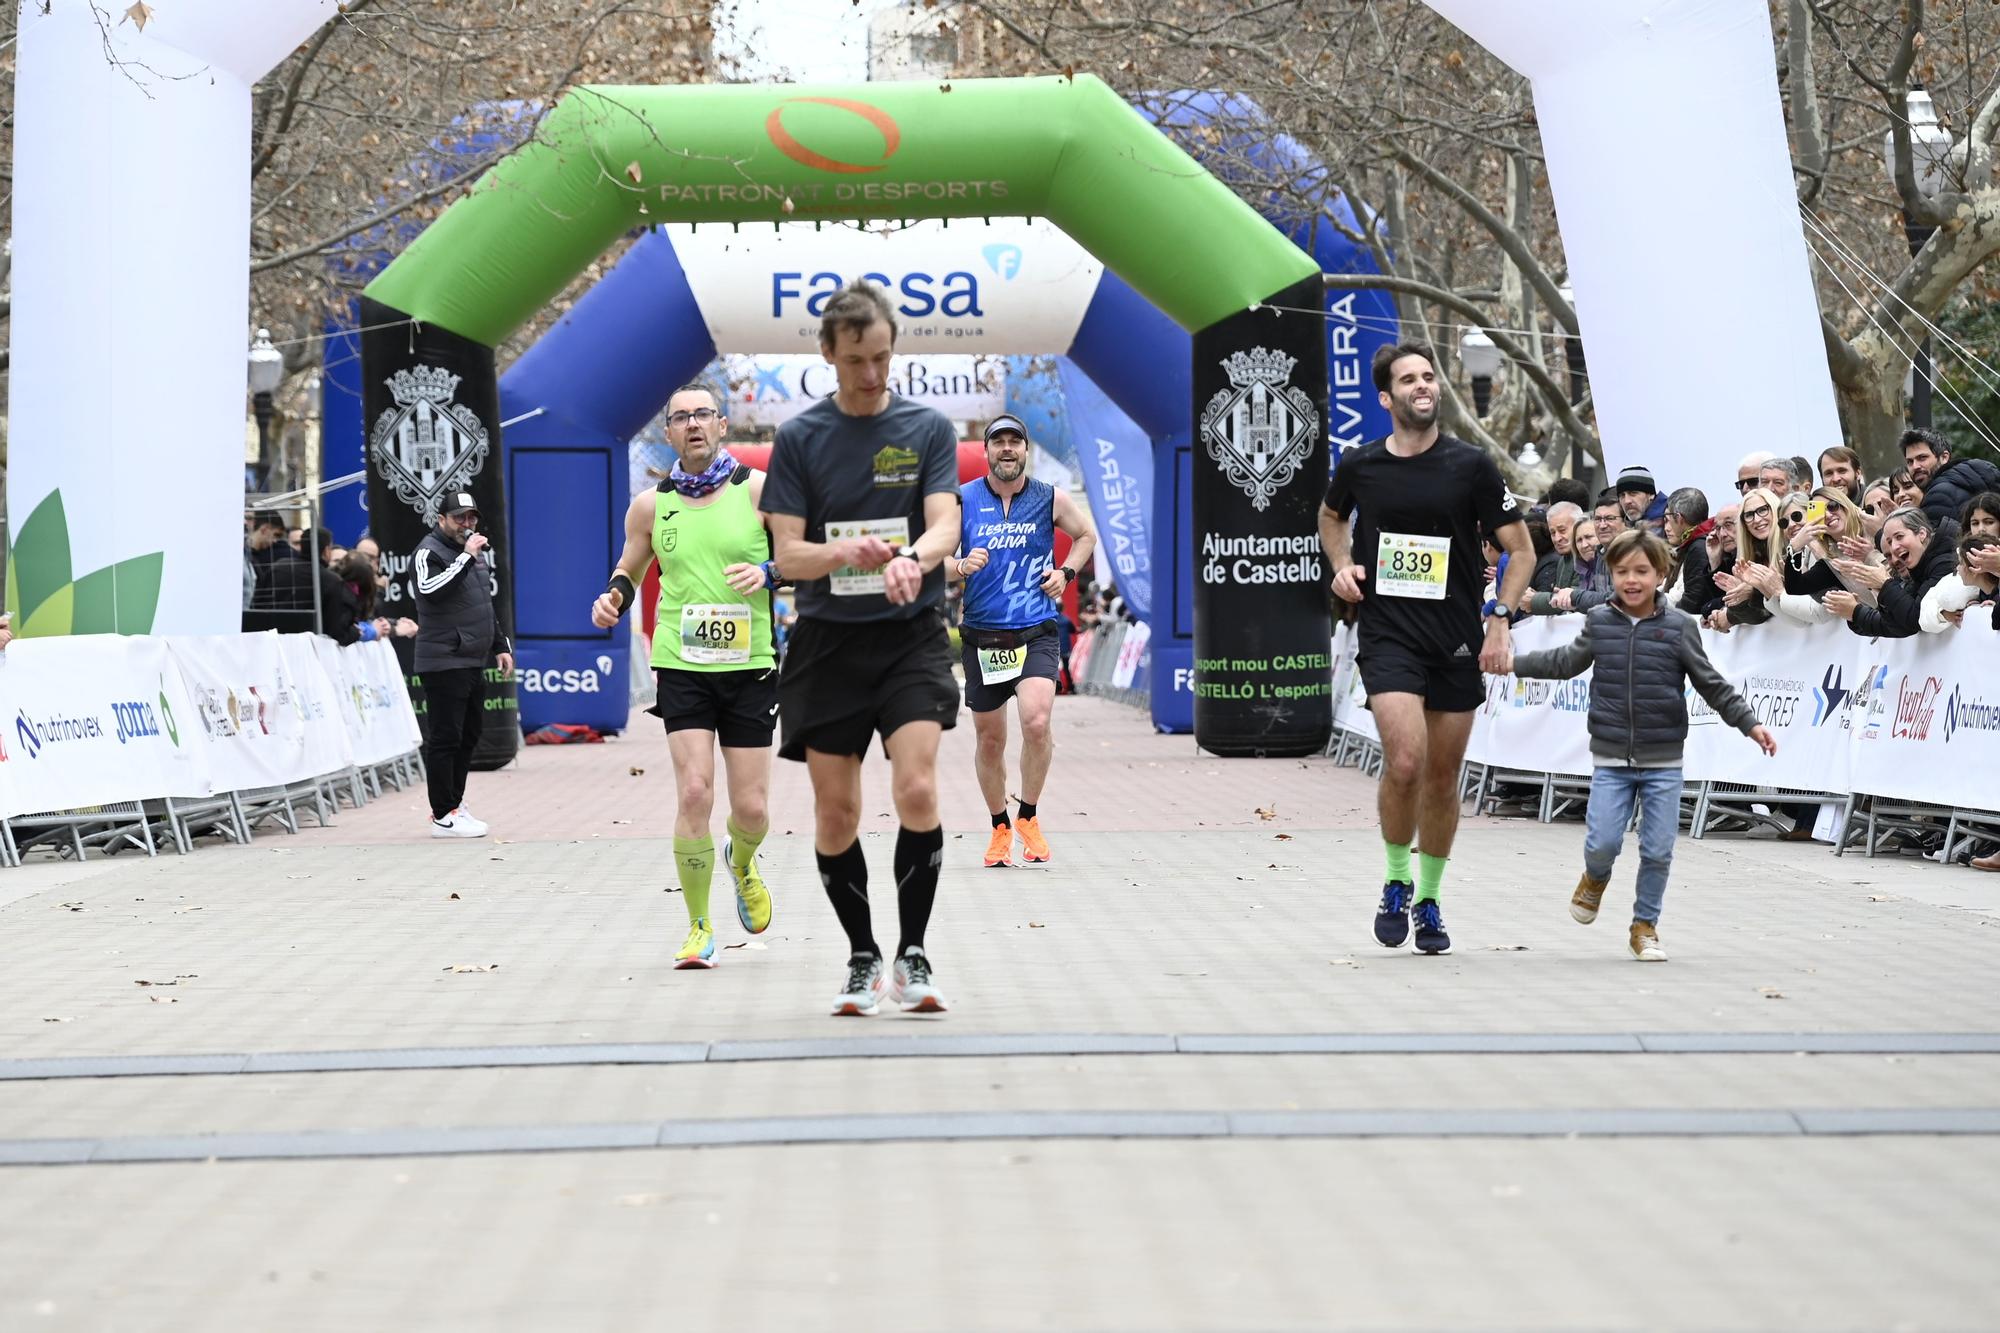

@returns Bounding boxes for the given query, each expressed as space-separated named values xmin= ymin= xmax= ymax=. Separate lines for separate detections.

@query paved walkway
xmin=2 ymin=695 xmax=1996 ymax=1330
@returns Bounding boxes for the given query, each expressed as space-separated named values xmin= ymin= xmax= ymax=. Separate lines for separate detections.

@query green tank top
xmin=649 ymin=475 xmax=777 ymax=672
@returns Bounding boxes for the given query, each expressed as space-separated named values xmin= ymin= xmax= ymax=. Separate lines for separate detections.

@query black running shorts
xmin=1355 ymin=633 xmax=1484 ymax=714
xmin=651 ymin=667 xmax=779 ymax=748
xmin=959 ymin=629 xmax=1061 ymax=714
xmin=778 ymin=613 xmax=960 ymax=761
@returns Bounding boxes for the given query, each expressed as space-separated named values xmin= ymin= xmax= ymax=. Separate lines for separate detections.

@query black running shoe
xmin=1412 ymin=898 xmax=1452 ymax=955
xmin=1374 ymin=881 xmax=1413 ymax=948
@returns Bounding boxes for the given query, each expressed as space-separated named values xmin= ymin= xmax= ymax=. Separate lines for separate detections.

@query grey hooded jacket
xmin=1512 ymin=600 xmax=1759 ymax=767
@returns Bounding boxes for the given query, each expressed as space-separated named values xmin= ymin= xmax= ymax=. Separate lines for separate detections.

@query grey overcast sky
xmin=716 ymin=0 xmax=910 ymax=83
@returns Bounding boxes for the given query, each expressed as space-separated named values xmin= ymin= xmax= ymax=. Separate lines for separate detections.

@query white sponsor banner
xmin=168 ymin=633 xmax=316 ymax=791
xmin=316 ymin=637 xmax=421 ymax=768
xmin=1467 ymin=615 xmax=1594 ymax=777
xmin=667 ymin=217 xmax=1101 ymax=354
xmin=1329 ymin=622 xmax=1378 ymax=743
xmin=1846 ymin=604 xmax=2000 ymax=808
xmin=1112 ymin=620 xmax=1152 ymax=690
xmin=1683 ymin=617 xmax=1853 ymax=793
xmin=278 ymin=634 xmax=355 ymax=779
xmin=722 ymin=353 xmax=1002 ymax=426
xmin=0 ymin=635 xmax=207 ymax=818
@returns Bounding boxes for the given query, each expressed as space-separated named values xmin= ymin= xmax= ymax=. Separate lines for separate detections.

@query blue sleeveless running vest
xmin=959 ymin=477 xmax=1058 ymax=631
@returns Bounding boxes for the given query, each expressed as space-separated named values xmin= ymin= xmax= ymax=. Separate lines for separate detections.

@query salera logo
xmin=765 ymin=98 xmax=901 ymax=175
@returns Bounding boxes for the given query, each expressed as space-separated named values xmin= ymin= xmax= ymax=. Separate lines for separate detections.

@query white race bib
xmin=680 ymin=602 xmax=752 ymax=664
xmin=976 ymin=644 xmax=1027 ymax=685
xmin=826 ymin=518 xmax=912 ymax=596
xmin=1375 ymin=532 xmax=1450 ymax=600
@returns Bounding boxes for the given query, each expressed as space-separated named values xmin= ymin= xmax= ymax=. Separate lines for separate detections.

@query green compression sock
xmin=1384 ymin=840 xmax=1413 ymax=885
xmin=673 ymin=835 xmax=714 ymax=923
xmin=1415 ymin=852 xmax=1449 ymax=903
xmin=725 ymin=816 xmax=767 ymax=873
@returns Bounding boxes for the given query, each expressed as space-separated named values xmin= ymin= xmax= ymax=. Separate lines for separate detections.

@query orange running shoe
xmin=983 ymin=823 xmax=1015 ymax=867
xmin=1017 ymin=815 xmax=1051 ymax=864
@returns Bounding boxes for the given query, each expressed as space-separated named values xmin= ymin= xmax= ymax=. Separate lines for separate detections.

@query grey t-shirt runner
xmin=762 ymin=393 xmax=960 ymax=623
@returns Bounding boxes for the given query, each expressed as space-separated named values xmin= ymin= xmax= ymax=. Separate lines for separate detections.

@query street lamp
xmin=247 ymin=328 xmax=285 ymax=492
xmin=1882 ymin=86 xmax=1956 ymax=428
xmin=1460 ymin=329 xmax=1500 ymax=417
xmin=1557 ymin=283 xmax=1588 ymax=484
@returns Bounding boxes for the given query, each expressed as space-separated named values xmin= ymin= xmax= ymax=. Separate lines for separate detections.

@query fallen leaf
xmin=1484 ymin=945 xmax=1531 ymax=952
xmin=1758 ymin=986 xmax=1786 ymax=999
xmin=611 ymin=819 xmax=632 ymax=826
xmin=1328 ymin=958 xmax=1359 ymax=967
xmin=1274 ymin=833 xmax=1293 ymax=841
xmin=624 ymin=160 xmax=643 ymax=184
xmin=1254 ymin=805 xmax=1277 ymax=821
xmin=448 ymin=893 xmax=461 ymax=900
xmin=629 ymin=767 xmax=646 ymax=777
xmin=148 ymin=995 xmax=178 ymax=1003
xmin=443 ymin=963 xmax=499 ymax=973
xmin=1027 ymin=922 xmax=1046 ymax=928
xmin=124 ymin=1 xmax=153 ymax=31
xmin=134 ymin=979 xmax=179 ymax=987
xmin=58 ymin=902 xmax=85 ymax=912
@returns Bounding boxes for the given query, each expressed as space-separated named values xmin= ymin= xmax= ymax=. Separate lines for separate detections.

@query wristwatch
xmin=1481 ymin=598 xmax=1510 ymax=620
xmin=1059 ymin=566 xmax=1077 ymax=585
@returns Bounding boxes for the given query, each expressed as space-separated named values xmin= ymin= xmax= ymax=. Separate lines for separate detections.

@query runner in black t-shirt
xmin=763 ymin=280 xmax=962 ymax=1017
xmin=1319 ymin=343 xmax=1533 ymax=954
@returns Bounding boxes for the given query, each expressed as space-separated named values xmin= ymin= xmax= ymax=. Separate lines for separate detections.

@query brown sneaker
xmin=1629 ymin=921 xmax=1667 ymax=961
xmin=1570 ymin=873 xmax=1608 ymax=924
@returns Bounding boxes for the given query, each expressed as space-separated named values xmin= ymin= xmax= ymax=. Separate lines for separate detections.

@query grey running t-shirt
xmin=762 ymin=393 xmax=959 ymax=623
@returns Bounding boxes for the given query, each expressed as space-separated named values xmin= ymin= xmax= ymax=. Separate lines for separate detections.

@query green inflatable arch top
xmin=364 ymin=76 xmax=1319 ymax=345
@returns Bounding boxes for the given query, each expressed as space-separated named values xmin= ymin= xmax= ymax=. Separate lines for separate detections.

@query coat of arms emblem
xmin=1198 ymin=347 xmax=1317 ymax=511
xmin=370 ymin=365 xmax=491 ymax=523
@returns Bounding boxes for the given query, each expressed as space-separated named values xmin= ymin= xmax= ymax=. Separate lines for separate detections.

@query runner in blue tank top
xmin=952 ymin=415 xmax=1097 ymax=868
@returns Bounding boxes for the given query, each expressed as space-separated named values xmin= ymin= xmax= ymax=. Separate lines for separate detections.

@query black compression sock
xmin=816 ymin=841 xmax=877 ymax=959
xmin=991 ymin=811 xmax=1011 ymax=828
xmin=893 ymin=824 xmax=945 ymax=958
xmin=1017 ymin=800 xmax=1037 ymax=821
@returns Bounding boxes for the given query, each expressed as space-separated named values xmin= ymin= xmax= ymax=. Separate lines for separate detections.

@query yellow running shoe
xmin=674 ymin=918 xmax=717 ymax=970
xmin=1017 ymin=815 xmax=1051 ymax=864
xmin=983 ymin=823 xmax=1015 ymax=868
xmin=723 ymin=837 xmax=772 ymax=934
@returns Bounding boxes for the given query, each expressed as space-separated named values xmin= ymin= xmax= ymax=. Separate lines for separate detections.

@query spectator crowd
xmin=1479 ymin=427 xmax=1999 ymax=870
xmin=241 ymin=509 xmax=416 ymax=648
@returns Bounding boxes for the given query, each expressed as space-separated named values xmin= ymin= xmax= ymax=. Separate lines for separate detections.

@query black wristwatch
xmin=1059 ymin=566 xmax=1077 ymax=585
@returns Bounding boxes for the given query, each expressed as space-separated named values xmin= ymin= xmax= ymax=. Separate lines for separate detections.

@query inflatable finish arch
xmin=361 ymin=77 xmax=1338 ymax=757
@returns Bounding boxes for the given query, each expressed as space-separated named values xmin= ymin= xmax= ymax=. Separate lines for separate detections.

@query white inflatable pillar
xmin=8 ymin=0 xmax=339 ymax=635
xmin=1424 ymin=0 xmax=1841 ymax=496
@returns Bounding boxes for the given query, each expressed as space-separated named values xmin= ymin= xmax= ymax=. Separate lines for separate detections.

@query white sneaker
xmin=831 ymin=953 xmax=885 ymax=1017
xmin=449 ymin=807 xmax=489 ymax=836
xmin=430 ymin=815 xmax=487 ymax=839
xmin=890 ymin=946 xmax=949 ymax=1014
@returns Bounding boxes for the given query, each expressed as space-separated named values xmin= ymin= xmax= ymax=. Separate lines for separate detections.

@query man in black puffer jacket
xmin=1508 ymin=529 xmax=1774 ymax=964
xmin=1903 ymin=428 xmax=2000 ymax=533
xmin=1823 ymin=506 xmax=1956 ymax=639
xmin=413 ymin=491 xmax=513 ymax=838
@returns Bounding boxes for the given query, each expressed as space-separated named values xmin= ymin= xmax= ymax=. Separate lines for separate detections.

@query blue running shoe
xmin=1374 ymin=881 xmax=1413 ymax=947
xmin=1412 ymin=899 xmax=1452 ymax=955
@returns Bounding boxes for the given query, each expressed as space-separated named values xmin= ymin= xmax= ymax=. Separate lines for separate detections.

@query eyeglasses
xmin=1736 ymin=478 xmax=1760 ymax=492
xmin=667 ymin=407 xmax=720 ymax=428
xmin=1742 ymin=506 xmax=1772 ymax=522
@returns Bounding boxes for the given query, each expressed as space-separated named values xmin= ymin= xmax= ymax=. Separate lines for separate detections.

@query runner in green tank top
xmin=592 ymin=383 xmax=783 ymax=970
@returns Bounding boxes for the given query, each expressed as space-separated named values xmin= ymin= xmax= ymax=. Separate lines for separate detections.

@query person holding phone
xmin=413 ymin=491 xmax=513 ymax=838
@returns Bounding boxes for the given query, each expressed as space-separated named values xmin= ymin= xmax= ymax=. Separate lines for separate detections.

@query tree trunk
xmin=1833 ymin=358 xmax=1909 ymax=478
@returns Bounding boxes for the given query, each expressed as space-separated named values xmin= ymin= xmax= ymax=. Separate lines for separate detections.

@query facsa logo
xmin=772 ymin=270 xmax=985 ymax=320
xmin=518 ymin=656 xmax=615 ymax=696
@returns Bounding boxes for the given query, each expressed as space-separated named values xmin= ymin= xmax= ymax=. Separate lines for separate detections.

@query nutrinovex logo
xmin=764 ymin=97 xmax=900 ymax=174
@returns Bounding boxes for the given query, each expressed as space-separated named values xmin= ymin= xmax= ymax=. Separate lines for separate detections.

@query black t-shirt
xmin=1323 ymin=434 xmax=1520 ymax=660
xmin=762 ymin=393 xmax=959 ymax=623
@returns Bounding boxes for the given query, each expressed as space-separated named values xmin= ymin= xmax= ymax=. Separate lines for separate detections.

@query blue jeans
xmin=1584 ymin=767 xmax=1683 ymax=924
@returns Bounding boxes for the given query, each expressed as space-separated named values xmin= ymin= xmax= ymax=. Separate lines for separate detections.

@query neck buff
xmin=670 ymin=449 xmax=738 ymax=499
